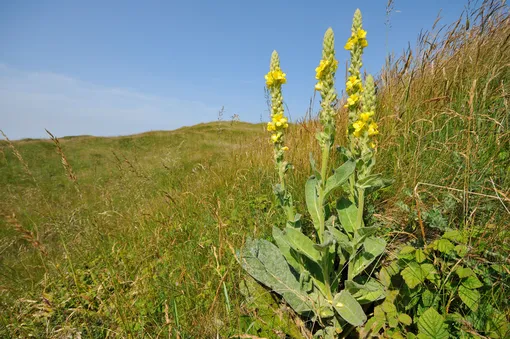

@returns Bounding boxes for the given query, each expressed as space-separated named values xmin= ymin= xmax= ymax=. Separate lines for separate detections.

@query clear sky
xmin=1 ymin=0 xmax=470 ymax=139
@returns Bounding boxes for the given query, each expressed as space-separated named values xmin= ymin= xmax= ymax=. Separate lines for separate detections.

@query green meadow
xmin=1 ymin=2 xmax=509 ymax=338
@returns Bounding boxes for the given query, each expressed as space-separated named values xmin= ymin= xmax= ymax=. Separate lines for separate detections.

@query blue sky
xmin=1 ymin=0 xmax=469 ymax=139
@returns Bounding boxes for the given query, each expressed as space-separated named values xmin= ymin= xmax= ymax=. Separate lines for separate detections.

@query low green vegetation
xmin=1 ymin=1 xmax=509 ymax=338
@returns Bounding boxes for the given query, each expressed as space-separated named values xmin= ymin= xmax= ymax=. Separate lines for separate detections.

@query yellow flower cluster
xmin=314 ymin=58 xmax=338 ymax=92
xmin=346 ymin=75 xmax=362 ymax=94
xmin=344 ymin=29 xmax=368 ymax=50
xmin=265 ymin=69 xmax=287 ymax=87
xmin=351 ymin=111 xmax=379 ymax=140
xmin=267 ymin=112 xmax=289 ymax=144
xmin=345 ymin=93 xmax=360 ymax=108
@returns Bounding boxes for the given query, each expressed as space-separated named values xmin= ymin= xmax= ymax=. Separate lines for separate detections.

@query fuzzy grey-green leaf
xmin=333 ymin=290 xmax=367 ymax=326
xmin=324 ymin=160 xmax=356 ymax=198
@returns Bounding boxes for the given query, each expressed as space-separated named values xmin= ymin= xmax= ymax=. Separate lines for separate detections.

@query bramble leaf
xmin=417 ymin=308 xmax=449 ymax=339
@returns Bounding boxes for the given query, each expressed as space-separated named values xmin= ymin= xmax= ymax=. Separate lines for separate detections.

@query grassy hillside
xmin=1 ymin=1 xmax=509 ymax=338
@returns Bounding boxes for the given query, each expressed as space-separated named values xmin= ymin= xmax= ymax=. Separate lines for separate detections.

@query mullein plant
xmin=241 ymin=10 xmax=391 ymax=337
xmin=264 ymin=51 xmax=297 ymax=226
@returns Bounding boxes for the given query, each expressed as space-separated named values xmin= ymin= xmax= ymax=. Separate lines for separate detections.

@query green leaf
xmin=273 ymin=227 xmax=301 ymax=272
xmin=241 ymin=238 xmax=318 ymax=314
xmin=415 ymin=249 xmax=427 ymax=263
xmin=458 ymin=285 xmax=480 ymax=311
xmin=356 ymin=173 xmax=393 ymax=194
xmin=305 ymin=176 xmax=321 ymax=230
xmin=420 ymin=263 xmax=437 ymax=280
xmin=436 ymin=239 xmax=455 ymax=253
xmin=456 ymin=266 xmax=475 ymax=278
xmin=401 ymin=262 xmax=426 ymax=289
xmin=332 ymin=290 xmax=367 ymax=326
xmin=327 ymin=226 xmax=352 ymax=254
xmin=421 ymin=289 xmax=435 ymax=307
xmin=417 ymin=308 xmax=449 ymax=339
xmin=442 ymin=230 xmax=462 ymax=242
xmin=398 ymin=313 xmax=413 ymax=326
xmin=461 ymin=275 xmax=483 ymax=289
xmin=398 ymin=246 xmax=416 ymax=260
xmin=324 ymin=160 xmax=356 ymax=199
xmin=336 ymin=197 xmax=357 ymax=234
xmin=351 ymin=237 xmax=386 ymax=277
xmin=454 ymin=244 xmax=468 ymax=257
xmin=344 ymin=279 xmax=386 ymax=304
xmin=283 ymin=227 xmax=321 ymax=263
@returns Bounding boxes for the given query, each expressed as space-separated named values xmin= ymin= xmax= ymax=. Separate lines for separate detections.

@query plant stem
xmin=318 ymin=144 xmax=330 ymax=242
xmin=347 ymin=187 xmax=365 ymax=280
xmin=355 ymin=188 xmax=365 ymax=231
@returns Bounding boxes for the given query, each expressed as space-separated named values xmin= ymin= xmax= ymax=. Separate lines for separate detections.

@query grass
xmin=1 ymin=1 xmax=509 ymax=338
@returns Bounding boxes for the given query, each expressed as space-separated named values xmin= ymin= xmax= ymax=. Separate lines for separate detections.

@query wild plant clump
xmin=241 ymin=10 xmax=392 ymax=337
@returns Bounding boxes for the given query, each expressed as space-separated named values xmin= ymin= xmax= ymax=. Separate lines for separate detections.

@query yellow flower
xmin=360 ymin=111 xmax=374 ymax=122
xmin=346 ymin=76 xmax=362 ymax=93
xmin=344 ymin=93 xmax=360 ymax=108
xmin=265 ymin=69 xmax=287 ymax=87
xmin=271 ymin=134 xmax=280 ymax=143
xmin=345 ymin=29 xmax=368 ymax=50
xmin=272 ymin=113 xmax=284 ymax=123
xmin=315 ymin=81 xmax=323 ymax=91
xmin=344 ymin=36 xmax=356 ymax=50
xmin=369 ymin=142 xmax=376 ymax=148
xmin=267 ymin=122 xmax=276 ymax=131
xmin=282 ymin=146 xmax=289 ymax=151
xmin=368 ymin=122 xmax=379 ymax=136
xmin=315 ymin=59 xmax=329 ymax=80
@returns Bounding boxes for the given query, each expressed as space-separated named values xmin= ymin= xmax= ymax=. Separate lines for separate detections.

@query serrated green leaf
xmin=283 ymin=226 xmax=321 ymax=263
xmin=421 ymin=289 xmax=435 ymax=307
xmin=442 ymin=230 xmax=462 ymax=242
xmin=324 ymin=160 xmax=355 ymax=199
xmin=456 ymin=266 xmax=474 ymax=278
xmin=415 ymin=249 xmax=427 ymax=263
xmin=401 ymin=262 xmax=426 ymax=289
xmin=461 ymin=275 xmax=483 ymax=289
xmin=437 ymin=239 xmax=455 ymax=253
xmin=398 ymin=246 xmax=416 ymax=260
xmin=336 ymin=197 xmax=357 ymax=234
xmin=454 ymin=244 xmax=468 ymax=257
xmin=420 ymin=263 xmax=437 ymax=280
xmin=417 ymin=308 xmax=449 ymax=339
xmin=398 ymin=313 xmax=413 ymax=326
xmin=305 ymin=176 xmax=321 ymax=230
xmin=379 ymin=267 xmax=391 ymax=287
xmin=333 ymin=290 xmax=367 ymax=326
xmin=458 ymin=285 xmax=480 ymax=311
